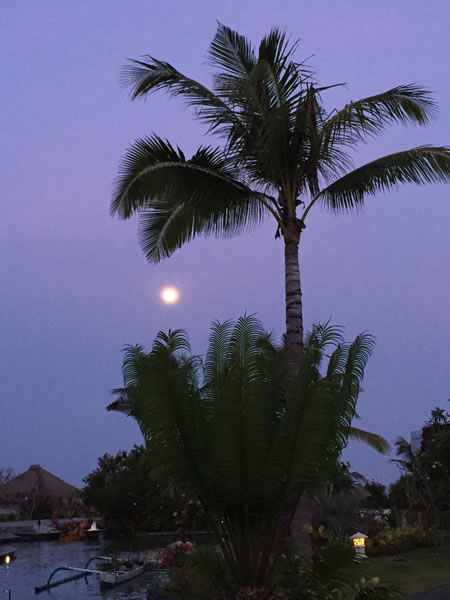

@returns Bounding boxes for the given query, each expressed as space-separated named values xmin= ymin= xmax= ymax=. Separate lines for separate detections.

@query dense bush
xmin=82 ymin=445 xmax=206 ymax=533
xmin=366 ymin=526 xmax=438 ymax=556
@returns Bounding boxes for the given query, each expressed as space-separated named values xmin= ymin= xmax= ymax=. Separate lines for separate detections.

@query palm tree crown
xmin=112 ymin=24 xmax=450 ymax=377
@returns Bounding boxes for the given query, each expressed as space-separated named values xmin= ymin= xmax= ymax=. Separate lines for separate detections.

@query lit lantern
xmin=350 ymin=532 xmax=368 ymax=557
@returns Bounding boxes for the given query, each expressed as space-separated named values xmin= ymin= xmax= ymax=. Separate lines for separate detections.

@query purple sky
xmin=1 ymin=1 xmax=449 ymax=488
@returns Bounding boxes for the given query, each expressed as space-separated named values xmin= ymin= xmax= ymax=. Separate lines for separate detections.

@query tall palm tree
xmin=108 ymin=315 xmax=382 ymax=586
xmin=112 ymin=24 xmax=450 ymax=379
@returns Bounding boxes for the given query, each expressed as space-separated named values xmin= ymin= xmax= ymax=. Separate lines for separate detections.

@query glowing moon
xmin=160 ymin=286 xmax=180 ymax=304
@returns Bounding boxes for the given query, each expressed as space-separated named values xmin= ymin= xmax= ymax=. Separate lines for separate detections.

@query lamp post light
xmin=0 ymin=549 xmax=15 ymax=566
xmin=350 ymin=532 xmax=368 ymax=557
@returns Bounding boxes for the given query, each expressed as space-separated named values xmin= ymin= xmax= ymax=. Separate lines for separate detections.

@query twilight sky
xmin=1 ymin=1 xmax=449 ymax=488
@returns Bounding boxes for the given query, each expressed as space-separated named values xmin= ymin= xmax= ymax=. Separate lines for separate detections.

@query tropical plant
xmin=391 ymin=437 xmax=435 ymax=512
xmin=392 ymin=406 xmax=450 ymax=517
xmin=427 ymin=407 xmax=449 ymax=426
xmin=109 ymin=315 xmax=382 ymax=586
xmin=111 ymin=23 xmax=450 ymax=378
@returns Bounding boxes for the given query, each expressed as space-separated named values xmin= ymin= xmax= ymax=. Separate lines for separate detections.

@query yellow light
xmin=5 ymin=555 xmax=10 ymax=565
xmin=160 ymin=286 xmax=180 ymax=305
xmin=352 ymin=538 xmax=365 ymax=547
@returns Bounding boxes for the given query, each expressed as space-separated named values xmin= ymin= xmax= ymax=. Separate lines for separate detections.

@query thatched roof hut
xmin=0 ymin=465 xmax=79 ymax=501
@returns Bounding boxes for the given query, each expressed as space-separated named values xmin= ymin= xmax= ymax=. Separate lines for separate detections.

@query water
xmin=0 ymin=539 xmax=169 ymax=600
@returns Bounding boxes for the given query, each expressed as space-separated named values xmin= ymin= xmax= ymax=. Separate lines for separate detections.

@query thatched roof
xmin=0 ymin=465 xmax=79 ymax=500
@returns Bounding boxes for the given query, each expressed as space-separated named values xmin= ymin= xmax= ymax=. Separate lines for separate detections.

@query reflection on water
xmin=0 ymin=538 xmax=170 ymax=600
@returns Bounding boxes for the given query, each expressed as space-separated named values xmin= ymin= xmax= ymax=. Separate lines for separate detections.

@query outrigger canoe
xmin=100 ymin=563 xmax=145 ymax=587
xmin=35 ymin=556 xmax=146 ymax=593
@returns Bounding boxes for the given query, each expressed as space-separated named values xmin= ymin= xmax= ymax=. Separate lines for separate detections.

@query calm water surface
xmin=0 ymin=539 xmax=169 ymax=600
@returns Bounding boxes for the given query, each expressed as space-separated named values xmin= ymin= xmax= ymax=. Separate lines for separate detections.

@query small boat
xmin=84 ymin=521 xmax=101 ymax=541
xmin=99 ymin=562 xmax=145 ymax=587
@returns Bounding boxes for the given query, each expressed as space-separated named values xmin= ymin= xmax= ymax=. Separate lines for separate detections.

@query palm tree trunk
xmin=284 ymin=220 xmax=304 ymax=380
xmin=284 ymin=219 xmax=311 ymax=555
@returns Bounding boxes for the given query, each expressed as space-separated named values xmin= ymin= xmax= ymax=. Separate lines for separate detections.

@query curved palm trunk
xmin=284 ymin=220 xmax=304 ymax=380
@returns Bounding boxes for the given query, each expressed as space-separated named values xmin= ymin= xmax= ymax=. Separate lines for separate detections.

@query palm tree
xmin=428 ymin=406 xmax=449 ymax=425
xmin=111 ymin=24 xmax=450 ymax=379
xmin=108 ymin=315 xmax=384 ymax=586
xmin=391 ymin=437 xmax=436 ymax=512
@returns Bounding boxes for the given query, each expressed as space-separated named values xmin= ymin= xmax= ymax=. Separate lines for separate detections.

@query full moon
xmin=160 ymin=286 xmax=180 ymax=305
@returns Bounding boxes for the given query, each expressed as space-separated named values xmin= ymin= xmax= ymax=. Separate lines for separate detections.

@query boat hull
xmin=100 ymin=564 xmax=145 ymax=587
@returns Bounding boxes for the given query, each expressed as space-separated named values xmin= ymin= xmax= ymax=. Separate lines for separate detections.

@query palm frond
xmin=284 ymin=377 xmax=343 ymax=489
xmin=326 ymin=343 xmax=349 ymax=381
xmin=258 ymin=28 xmax=299 ymax=76
xmin=305 ymin=321 xmax=344 ymax=350
xmin=107 ymin=389 xmax=136 ymax=416
xmin=111 ymin=136 xmax=271 ymax=262
xmin=331 ymin=333 xmax=375 ymax=441
xmin=121 ymin=344 xmax=146 ymax=387
xmin=348 ymin=427 xmax=390 ymax=454
xmin=152 ymin=328 xmax=191 ymax=356
xmin=121 ymin=57 xmax=242 ymax=138
xmin=345 ymin=332 xmax=376 ymax=385
xmin=317 ymin=146 xmax=450 ymax=212
xmin=257 ymin=28 xmax=311 ymax=106
xmin=303 ymin=321 xmax=344 ymax=377
xmin=215 ymin=316 xmax=270 ymax=502
xmin=203 ymin=319 xmax=234 ymax=388
xmin=322 ymin=85 xmax=437 ymax=146
xmin=208 ymin=23 xmax=257 ymax=80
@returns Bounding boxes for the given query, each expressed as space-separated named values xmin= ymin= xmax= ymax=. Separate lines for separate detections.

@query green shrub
xmin=366 ymin=526 xmax=438 ymax=556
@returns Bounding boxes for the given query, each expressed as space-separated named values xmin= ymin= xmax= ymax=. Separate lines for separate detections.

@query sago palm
xmin=108 ymin=315 xmax=385 ymax=585
xmin=111 ymin=24 xmax=450 ymax=379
